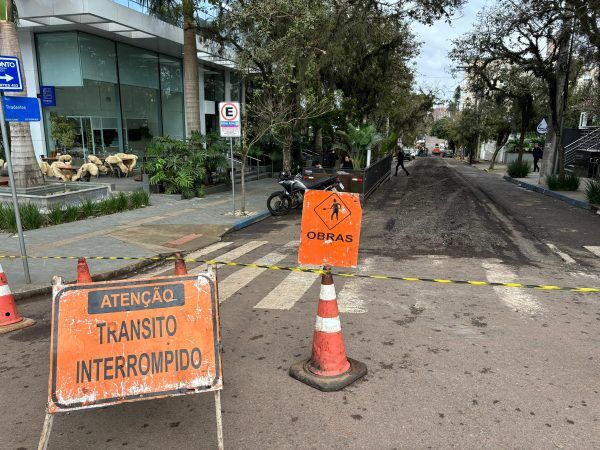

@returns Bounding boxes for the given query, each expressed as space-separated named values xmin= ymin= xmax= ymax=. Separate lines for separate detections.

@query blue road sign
xmin=41 ymin=86 xmax=56 ymax=107
xmin=3 ymin=96 xmax=41 ymax=122
xmin=0 ymin=56 xmax=23 ymax=91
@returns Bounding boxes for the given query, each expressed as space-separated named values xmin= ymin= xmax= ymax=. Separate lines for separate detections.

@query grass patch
xmin=80 ymin=199 xmax=96 ymax=217
xmin=63 ymin=204 xmax=80 ymax=222
xmin=47 ymin=204 xmax=64 ymax=226
xmin=547 ymin=172 xmax=580 ymax=191
xmin=507 ymin=160 xmax=531 ymax=178
xmin=586 ymin=179 xmax=600 ymax=204
xmin=20 ymin=203 xmax=44 ymax=230
xmin=0 ymin=191 xmax=151 ymax=232
xmin=115 ymin=192 xmax=129 ymax=212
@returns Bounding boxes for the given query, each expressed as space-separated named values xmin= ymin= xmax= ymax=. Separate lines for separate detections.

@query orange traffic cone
xmin=0 ymin=263 xmax=35 ymax=334
xmin=174 ymin=252 xmax=188 ymax=275
xmin=289 ymin=268 xmax=367 ymax=391
xmin=77 ymin=257 xmax=93 ymax=284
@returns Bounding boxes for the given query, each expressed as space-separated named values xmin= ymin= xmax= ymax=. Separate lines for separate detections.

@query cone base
xmin=0 ymin=317 xmax=35 ymax=335
xmin=289 ymin=357 xmax=367 ymax=392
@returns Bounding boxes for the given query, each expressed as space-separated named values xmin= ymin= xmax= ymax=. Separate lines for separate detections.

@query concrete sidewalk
xmin=0 ymin=178 xmax=277 ymax=298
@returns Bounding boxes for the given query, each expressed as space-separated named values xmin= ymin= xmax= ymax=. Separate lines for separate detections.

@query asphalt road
xmin=2 ymin=158 xmax=600 ymax=449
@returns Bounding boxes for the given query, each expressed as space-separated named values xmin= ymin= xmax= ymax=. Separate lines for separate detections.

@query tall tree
xmin=0 ymin=0 xmax=44 ymax=187
xmin=449 ymin=0 xmax=575 ymax=180
xmin=141 ymin=0 xmax=200 ymax=136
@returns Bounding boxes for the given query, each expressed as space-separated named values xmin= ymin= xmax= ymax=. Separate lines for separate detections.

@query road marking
xmin=584 ymin=246 xmax=600 ymax=258
xmin=189 ymin=241 xmax=267 ymax=275
xmin=254 ymin=265 xmax=319 ymax=310
xmin=140 ymin=241 xmax=234 ymax=278
xmin=482 ymin=262 xmax=542 ymax=316
xmin=546 ymin=243 xmax=576 ymax=264
xmin=337 ymin=258 xmax=374 ymax=313
xmin=218 ymin=251 xmax=288 ymax=302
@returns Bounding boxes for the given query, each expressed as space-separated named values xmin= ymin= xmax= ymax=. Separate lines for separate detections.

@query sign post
xmin=41 ymin=271 xmax=224 ymax=448
xmin=219 ymin=102 xmax=241 ymax=214
xmin=0 ymin=55 xmax=32 ymax=284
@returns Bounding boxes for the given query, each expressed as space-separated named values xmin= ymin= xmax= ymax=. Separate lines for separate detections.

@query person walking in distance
xmin=394 ymin=145 xmax=409 ymax=176
xmin=532 ymin=143 xmax=543 ymax=172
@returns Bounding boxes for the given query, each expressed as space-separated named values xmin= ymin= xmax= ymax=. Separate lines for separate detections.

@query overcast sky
xmin=411 ymin=0 xmax=489 ymax=103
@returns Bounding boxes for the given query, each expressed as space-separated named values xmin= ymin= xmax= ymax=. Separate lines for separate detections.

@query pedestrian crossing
xmin=190 ymin=239 xmax=370 ymax=313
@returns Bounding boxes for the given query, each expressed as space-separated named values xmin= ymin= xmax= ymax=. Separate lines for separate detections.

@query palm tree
xmin=332 ymin=123 xmax=384 ymax=169
xmin=0 ymin=0 xmax=44 ymax=187
xmin=141 ymin=0 xmax=200 ymax=136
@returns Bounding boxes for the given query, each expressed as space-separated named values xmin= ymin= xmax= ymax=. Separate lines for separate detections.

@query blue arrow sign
xmin=3 ymin=97 xmax=41 ymax=122
xmin=0 ymin=56 xmax=23 ymax=91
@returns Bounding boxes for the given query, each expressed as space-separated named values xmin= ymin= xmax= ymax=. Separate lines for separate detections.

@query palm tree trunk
xmin=0 ymin=6 xmax=44 ymax=188
xmin=183 ymin=0 xmax=200 ymax=136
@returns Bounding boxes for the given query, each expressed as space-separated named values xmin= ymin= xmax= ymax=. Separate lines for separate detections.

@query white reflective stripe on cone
xmin=320 ymin=284 xmax=337 ymax=301
xmin=0 ymin=284 xmax=11 ymax=296
xmin=315 ymin=315 xmax=342 ymax=333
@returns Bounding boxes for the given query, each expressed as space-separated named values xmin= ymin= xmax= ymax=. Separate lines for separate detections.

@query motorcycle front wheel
xmin=267 ymin=192 xmax=291 ymax=216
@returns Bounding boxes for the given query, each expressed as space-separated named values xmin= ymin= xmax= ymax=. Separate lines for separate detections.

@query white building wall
xmin=17 ymin=30 xmax=47 ymax=157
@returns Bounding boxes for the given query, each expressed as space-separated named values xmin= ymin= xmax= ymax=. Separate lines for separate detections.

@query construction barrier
xmin=0 ymin=263 xmax=35 ymax=334
xmin=39 ymin=257 xmax=224 ymax=450
xmin=0 ymin=254 xmax=598 ymax=293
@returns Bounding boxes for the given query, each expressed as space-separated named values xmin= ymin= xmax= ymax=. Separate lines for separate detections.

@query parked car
xmin=403 ymin=148 xmax=414 ymax=161
xmin=432 ymin=144 xmax=441 ymax=156
xmin=442 ymin=148 xmax=454 ymax=158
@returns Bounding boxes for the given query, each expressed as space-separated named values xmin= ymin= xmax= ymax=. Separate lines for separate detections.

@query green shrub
xmin=80 ymin=199 xmax=96 ymax=217
xmin=115 ymin=192 xmax=129 ymax=212
xmin=63 ymin=204 xmax=80 ymax=222
xmin=196 ymin=185 xmax=205 ymax=198
xmin=129 ymin=190 xmax=150 ymax=208
xmin=20 ymin=203 xmax=44 ymax=230
xmin=0 ymin=203 xmax=17 ymax=233
xmin=585 ymin=179 xmax=600 ymax=204
xmin=98 ymin=198 xmax=113 ymax=215
xmin=507 ymin=160 xmax=531 ymax=178
xmin=547 ymin=172 xmax=580 ymax=191
xmin=47 ymin=204 xmax=64 ymax=225
xmin=181 ymin=188 xmax=195 ymax=200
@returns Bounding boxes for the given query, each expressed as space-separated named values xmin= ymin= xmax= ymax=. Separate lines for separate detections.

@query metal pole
xmin=37 ymin=412 xmax=54 ymax=450
xmin=0 ymin=92 xmax=31 ymax=284
xmin=230 ymin=137 xmax=235 ymax=213
xmin=214 ymin=390 xmax=224 ymax=450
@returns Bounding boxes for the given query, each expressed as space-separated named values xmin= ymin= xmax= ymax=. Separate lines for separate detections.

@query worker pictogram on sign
xmin=314 ymin=193 xmax=351 ymax=230
xmin=47 ymin=273 xmax=222 ymax=413
xmin=298 ymin=190 xmax=362 ymax=268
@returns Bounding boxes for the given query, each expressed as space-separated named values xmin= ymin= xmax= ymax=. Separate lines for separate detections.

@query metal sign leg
xmin=214 ymin=390 xmax=224 ymax=450
xmin=37 ymin=412 xmax=54 ymax=450
xmin=230 ymin=138 xmax=235 ymax=214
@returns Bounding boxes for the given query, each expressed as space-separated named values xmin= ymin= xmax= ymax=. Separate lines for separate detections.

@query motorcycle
xmin=267 ymin=171 xmax=344 ymax=216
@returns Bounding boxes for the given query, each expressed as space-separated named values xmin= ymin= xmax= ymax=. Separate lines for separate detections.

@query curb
xmin=503 ymin=175 xmax=593 ymax=212
xmin=228 ymin=210 xmax=271 ymax=233
xmin=13 ymin=253 xmax=173 ymax=302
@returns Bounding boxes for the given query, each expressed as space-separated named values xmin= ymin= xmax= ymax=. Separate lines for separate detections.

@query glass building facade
xmin=36 ymin=31 xmax=184 ymax=156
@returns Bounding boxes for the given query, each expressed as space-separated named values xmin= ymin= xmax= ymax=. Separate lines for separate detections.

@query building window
xmin=36 ymin=31 xmax=184 ymax=157
xmin=230 ymin=72 xmax=242 ymax=102
xmin=204 ymin=68 xmax=224 ymax=102
xmin=160 ymin=55 xmax=185 ymax=139
xmin=117 ymin=43 xmax=161 ymax=154
xmin=37 ymin=32 xmax=122 ymax=156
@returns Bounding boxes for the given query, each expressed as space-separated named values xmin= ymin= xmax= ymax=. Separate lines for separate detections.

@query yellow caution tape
xmin=0 ymin=254 xmax=598 ymax=293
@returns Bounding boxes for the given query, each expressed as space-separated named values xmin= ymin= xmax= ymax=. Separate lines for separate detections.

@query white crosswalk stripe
xmin=218 ymin=251 xmax=289 ymax=303
xmin=337 ymin=258 xmax=374 ymax=313
xmin=189 ymin=240 xmax=267 ymax=275
xmin=254 ymin=265 xmax=320 ymax=310
xmin=584 ymin=246 xmax=600 ymax=258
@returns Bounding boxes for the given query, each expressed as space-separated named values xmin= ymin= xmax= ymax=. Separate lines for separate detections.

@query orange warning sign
xmin=48 ymin=273 xmax=221 ymax=413
xmin=298 ymin=190 xmax=362 ymax=268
